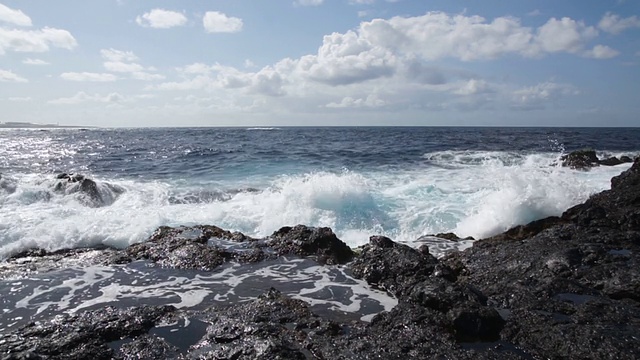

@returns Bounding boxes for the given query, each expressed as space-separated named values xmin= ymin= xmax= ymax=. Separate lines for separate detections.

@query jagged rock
xmin=599 ymin=156 xmax=624 ymax=166
xmin=53 ymin=173 xmax=124 ymax=207
xmin=268 ymin=225 xmax=354 ymax=264
xmin=351 ymin=235 xmax=437 ymax=295
xmin=561 ymin=149 xmax=600 ymax=169
xmin=0 ymin=305 xmax=175 ymax=359
xmin=485 ymin=216 xmax=565 ymax=242
xmin=127 ymin=226 xmax=241 ymax=270
xmin=441 ymin=158 xmax=640 ymax=359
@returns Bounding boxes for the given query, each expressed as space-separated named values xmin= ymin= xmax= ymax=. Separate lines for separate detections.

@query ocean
xmin=1 ymin=126 xmax=639 ymax=259
xmin=1 ymin=126 xmax=639 ymax=331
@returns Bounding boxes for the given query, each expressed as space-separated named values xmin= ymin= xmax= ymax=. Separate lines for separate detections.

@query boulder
xmin=268 ymin=225 xmax=354 ymax=264
xmin=127 ymin=225 xmax=258 ymax=270
xmin=560 ymin=149 xmax=599 ymax=169
xmin=351 ymin=235 xmax=437 ymax=295
xmin=599 ymin=156 xmax=624 ymax=166
xmin=53 ymin=173 xmax=124 ymax=207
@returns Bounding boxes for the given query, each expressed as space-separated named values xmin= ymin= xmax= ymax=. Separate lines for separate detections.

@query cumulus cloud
xmin=0 ymin=69 xmax=28 ymax=82
xmin=534 ymin=17 xmax=598 ymax=55
xmin=23 ymin=58 xmax=49 ymax=65
xmin=0 ymin=3 xmax=32 ymax=26
xmin=583 ymin=44 xmax=620 ymax=59
xmin=60 ymin=72 xmax=118 ymax=82
xmin=0 ymin=5 xmax=75 ymax=55
xmin=136 ymin=9 xmax=187 ymax=29
xmin=203 ymin=11 xmax=243 ymax=33
xmin=598 ymin=12 xmax=640 ymax=34
xmin=152 ymin=11 xmax=612 ymax=116
xmin=453 ymin=79 xmax=492 ymax=95
xmin=301 ymin=30 xmax=397 ymax=85
xmin=0 ymin=27 xmax=77 ymax=55
xmin=48 ymin=91 xmax=125 ymax=105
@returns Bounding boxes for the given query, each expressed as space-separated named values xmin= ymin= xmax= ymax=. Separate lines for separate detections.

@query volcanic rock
xmin=53 ymin=173 xmax=124 ymax=207
xmin=561 ymin=149 xmax=600 ymax=169
xmin=268 ymin=225 xmax=354 ymax=264
xmin=0 ymin=305 xmax=175 ymax=359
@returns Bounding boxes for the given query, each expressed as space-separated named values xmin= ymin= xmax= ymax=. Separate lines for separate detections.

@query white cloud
xmin=0 ymin=3 xmax=32 ymax=26
xmin=0 ymin=69 xmax=28 ymax=82
xmin=0 ymin=27 xmax=77 ymax=54
xmin=48 ymin=91 xmax=125 ymax=105
xmin=349 ymin=0 xmax=375 ymax=4
xmin=131 ymin=72 xmax=165 ymax=81
xmin=300 ymin=30 xmax=397 ymax=85
xmin=534 ymin=17 xmax=598 ymax=55
xmin=203 ymin=11 xmax=243 ymax=33
xmin=136 ymin=9 xmax=187 ymax=29
xmin=99 ymin=48 xmax=163 ymax=81
xmin=60 ymin=72 xmax=118 ymax=82
xmin=104 ymin=61 xmax=145 ymax=73
xmin=359 ymin=13 xmax=533 ymax=61
xmin=151 ymin=11 xmax=610 ymax=118
xmin=23 ymin=58 xmax=49 ymax=65
xmin=101 ymin=48 xmax=139 ymax=62
xmin=8 ymin=96 xmax=32 ymax=102
xmin=453 ymin=79 xmax=491 ymax=95
xmin=584 ymin=44 xmax=619 ymax=59
xmin=598 ymin=12 xmax=640 ymax=34
xmin=294 ymin=0 xmax=324 ymax=6
xmin=326 ymin=94 xmax=385 ymax=108
xmin=511 ymin=81 xmax=578 ymax=110
xmin=359 ymin=13 xmax=607 ymax=61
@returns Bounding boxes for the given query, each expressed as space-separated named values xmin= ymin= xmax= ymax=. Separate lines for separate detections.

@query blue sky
xmin=1 ymin=0 xmax=639 ymax=127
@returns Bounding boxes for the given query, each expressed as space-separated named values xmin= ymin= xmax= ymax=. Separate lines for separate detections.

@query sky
xmin=0 ymin=1 xmax=639 ymax=127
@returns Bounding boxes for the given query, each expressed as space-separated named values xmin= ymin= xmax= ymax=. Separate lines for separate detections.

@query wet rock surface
xmin=53 ymin=173 xmax=125 ymax=207
xmin=268 ymin=225 xmax=354 ymax=264
xmin=560 ymin=149 xmax=635 ymax=169
xmin=2 ymin=161 xmax=640 ymax=359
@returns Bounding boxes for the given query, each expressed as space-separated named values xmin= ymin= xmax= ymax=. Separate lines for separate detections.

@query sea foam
xmin=0 ymin=151 xmax=631 ymax=259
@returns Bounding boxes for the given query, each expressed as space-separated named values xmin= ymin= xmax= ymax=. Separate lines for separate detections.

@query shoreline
xmin=1 ymin=159 xmax=639 ymax=358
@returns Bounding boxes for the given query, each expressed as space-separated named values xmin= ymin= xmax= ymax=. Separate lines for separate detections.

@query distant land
xmin=0 ymin=122 xmax=93 ymax=129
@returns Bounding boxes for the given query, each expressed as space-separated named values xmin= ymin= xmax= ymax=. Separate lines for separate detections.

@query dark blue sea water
xmin=1 ymin=127 xmax=639 ymax=258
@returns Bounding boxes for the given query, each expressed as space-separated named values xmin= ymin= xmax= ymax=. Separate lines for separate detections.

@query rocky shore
xmin=1 ymin=160 xmax=639 ymax=359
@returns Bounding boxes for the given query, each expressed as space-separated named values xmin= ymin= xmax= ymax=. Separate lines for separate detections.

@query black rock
xmin=268 ymin=225 xmax=354 ymax=264
xmin=0 ymin=305 xmax=175 ymax=360
xmin=126 ymin=225 xmax=256 ymax=270
xmin=351 ymin=235 xmax=439 ymax=296
xmin=53 ymin=173 xmax=124 ymax=207
xmin=599 ymin=156 xmax=624 ymax=166
xmin=561 ymin=149 xmax=599 ymax=169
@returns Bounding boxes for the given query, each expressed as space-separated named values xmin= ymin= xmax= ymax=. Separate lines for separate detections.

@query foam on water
xmin=0 ymin=257 xmax=396 ymax=331
xmin=0 ymin=151 xmax=632 ymax=259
